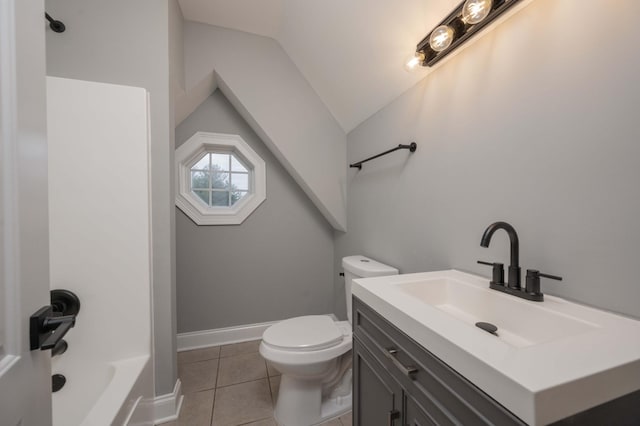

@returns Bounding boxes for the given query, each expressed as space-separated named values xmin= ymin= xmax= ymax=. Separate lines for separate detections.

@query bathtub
xmin=52 ymin=354 xmax=152 ymax=426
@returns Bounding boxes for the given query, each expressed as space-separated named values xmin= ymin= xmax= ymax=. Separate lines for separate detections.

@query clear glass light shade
xmin=462 ymin=0 xmax=493 ymax=24
xmin=404 ymin=51 xmax=426 ymax=72
xmin=429 ymin=25 xmax=454 ymax=52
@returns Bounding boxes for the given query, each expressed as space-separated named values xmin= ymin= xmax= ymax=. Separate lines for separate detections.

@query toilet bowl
xmin=260 ymin=255 xmax=398 ymax=426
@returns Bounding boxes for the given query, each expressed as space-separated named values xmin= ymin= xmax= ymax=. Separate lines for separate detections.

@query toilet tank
xmin=342 ymin=255 xmax=398 ymax=324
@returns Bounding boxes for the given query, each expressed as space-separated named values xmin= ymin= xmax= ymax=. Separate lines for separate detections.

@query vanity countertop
xmin=352 ymin=269 xmax=640 ymax=425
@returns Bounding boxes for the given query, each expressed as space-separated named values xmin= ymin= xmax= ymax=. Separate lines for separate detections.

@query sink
xmin=352 ymin=269 xmax=640 ymax=425
xmin=397 ymin=277 xmax=597 ymax=348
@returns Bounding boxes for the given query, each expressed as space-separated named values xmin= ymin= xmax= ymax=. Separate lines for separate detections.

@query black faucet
xmin=478 ymin=221 xmax=562 ymax=302
xmin=480 ymin=221 xmax=521 ymax=290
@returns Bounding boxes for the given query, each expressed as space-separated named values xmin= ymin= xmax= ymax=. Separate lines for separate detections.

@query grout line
xmin=216 ymin=375 xmax=270 ymax=390
xmin=265 ymin=360 xmax=275 ymax=405
xmin=209 ymin=355 xmax=221 ymax=424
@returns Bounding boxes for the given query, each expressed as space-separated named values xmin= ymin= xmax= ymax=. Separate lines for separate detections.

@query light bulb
xmin=429 ymin=25 xmax=454 ymax=52
xmin=462 ymin=0 xmax=493 ymax=25
xmin=404 ymin=51 xmax=426 ymax=72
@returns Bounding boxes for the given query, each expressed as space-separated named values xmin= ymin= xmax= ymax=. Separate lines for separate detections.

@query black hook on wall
xmin=45 ymin=13 xmax=66 ymax=33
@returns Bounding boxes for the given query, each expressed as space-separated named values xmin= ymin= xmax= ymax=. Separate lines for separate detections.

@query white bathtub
xmin=52 ymin=354 xmax=152 ymax=426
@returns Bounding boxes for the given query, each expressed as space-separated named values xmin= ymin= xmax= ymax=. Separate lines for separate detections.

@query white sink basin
xmin=352 ymin=270 xmax=640 ymax=425
xmin=398 ymin=277 xmax=597 ymax=348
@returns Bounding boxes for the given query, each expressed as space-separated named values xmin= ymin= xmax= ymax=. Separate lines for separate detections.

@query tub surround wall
xmin=47 ymin=76 xmax=153 ymax=425
xmin=335 ymin=0 xmax=640 ymax=320
xmin=176 ymin=90 xmax=335 ymax=333
xmin=183 ymin=22 xmax=347 ymax=231
xmin=45 ymin=0 xmax=177 ymax=396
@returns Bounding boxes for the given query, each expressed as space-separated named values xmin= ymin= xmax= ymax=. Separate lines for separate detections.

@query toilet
xmin=259 ymin=255 xmax=398 ymax=426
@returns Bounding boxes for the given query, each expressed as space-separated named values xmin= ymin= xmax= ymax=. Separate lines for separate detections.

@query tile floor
xmin=161 ymin=340 xmax=352 ymax=426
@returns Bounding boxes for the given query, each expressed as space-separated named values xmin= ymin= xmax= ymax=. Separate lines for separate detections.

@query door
xmin=353 ymin=339 xmax=403 ymax=426
xmin=0 ymin=0 xmax=53 ymax=424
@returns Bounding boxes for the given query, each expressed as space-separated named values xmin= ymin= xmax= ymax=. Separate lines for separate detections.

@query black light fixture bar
xmin=350 ymin=142 xmax=417 ymax=170
xmin=416 ymin=0 xmax=523 ymax=67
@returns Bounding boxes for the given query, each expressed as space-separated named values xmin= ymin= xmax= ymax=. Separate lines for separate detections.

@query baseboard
xmin=153 ymin=379 xmax=184 ymax=424
xmin=177 ymin=320 xmax=280 ymax=352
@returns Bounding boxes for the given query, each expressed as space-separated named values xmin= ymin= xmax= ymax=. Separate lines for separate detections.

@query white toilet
xmin=259 ymin=255 xmax=398 ymax=426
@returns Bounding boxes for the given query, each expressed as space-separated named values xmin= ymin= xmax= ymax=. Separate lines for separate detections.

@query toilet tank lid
xmin=342 ymin=255 xmax=398 ymax=278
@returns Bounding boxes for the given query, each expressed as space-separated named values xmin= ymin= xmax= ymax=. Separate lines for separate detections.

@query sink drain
xmin=476 ymin=322 xmax=498 ymax=336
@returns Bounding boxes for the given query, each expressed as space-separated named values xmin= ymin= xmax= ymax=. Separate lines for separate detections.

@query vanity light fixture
xmin=407 ymin=0 xmax=524 ymax=69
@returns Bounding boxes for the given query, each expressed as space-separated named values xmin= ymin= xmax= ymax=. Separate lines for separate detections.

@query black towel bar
xmin=350 ymin=142 xmax=417 ymax=170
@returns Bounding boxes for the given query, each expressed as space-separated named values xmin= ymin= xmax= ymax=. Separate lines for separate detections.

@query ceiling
xmin=177 ymin=0 xmax=459 ymax=133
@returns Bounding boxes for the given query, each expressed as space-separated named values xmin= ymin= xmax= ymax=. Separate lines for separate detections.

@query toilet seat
xmin=262 ymin=315 xmax=345 ymax=351
xmin=260 ymin=316 xmax=352 ymax=366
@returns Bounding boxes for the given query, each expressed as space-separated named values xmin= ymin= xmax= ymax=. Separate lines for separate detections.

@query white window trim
xmin=175 ymin=132 xmax=266 ymax=225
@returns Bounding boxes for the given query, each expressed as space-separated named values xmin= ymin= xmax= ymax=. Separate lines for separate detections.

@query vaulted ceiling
xmin=177 ymin=0 xmax=459 ymax=133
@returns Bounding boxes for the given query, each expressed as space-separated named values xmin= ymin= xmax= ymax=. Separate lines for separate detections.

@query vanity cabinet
xmin=353 ymin=296 xmax=523 ymax=426
xmin=353 ymin=296 xmax=640 ymax=426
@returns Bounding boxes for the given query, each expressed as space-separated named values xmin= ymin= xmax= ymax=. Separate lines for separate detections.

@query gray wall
xmin=335 ymin=0 xmax=640 ymax=320
xmin=184 ymin=23 xmax=347 ymax=231
xmin=176 ymin=91 xmax=335 ymax=333
xmin=45 ymin=0 xmax=177 ymax=395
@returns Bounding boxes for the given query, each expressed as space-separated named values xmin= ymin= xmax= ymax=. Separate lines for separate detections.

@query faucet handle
xmin=477 ymin=260 xmax=505 ymax=285
xmin=537 ymin=272 xmax=563 ymax=281
xmin=525 ymin=269 xmax=562 ymax=299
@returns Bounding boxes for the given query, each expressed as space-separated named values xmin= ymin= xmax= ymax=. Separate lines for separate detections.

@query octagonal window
xmin=176 ymin=132 xmax=266 ymax=225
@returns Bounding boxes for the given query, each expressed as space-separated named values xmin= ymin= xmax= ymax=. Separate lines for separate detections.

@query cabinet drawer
xmin=353 ymin=297 xmax=524 ymax=426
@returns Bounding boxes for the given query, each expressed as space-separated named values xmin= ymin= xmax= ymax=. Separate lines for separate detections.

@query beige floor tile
xmin=177 ymin=390 xmax=215 ymax=426
xmin=339 ymin=411 xmax=352 ymax=425
xmin=217 ymin=352 xmax=267 ymax=387
xmin=156 ymin=422 xmax=176 ymax=426
xmin=265 ymin=361 xmax=280 ymax=377
xmin=219 ymin=340 xmax=261 ymax=358
xmin=179 ymin=359 xmax=218 ymax=394
xmin=243 ymin=418 xmax=277 ymax=426
xmin=268 ymin=375 xmax=280 ymax=404
xmin=178 ymin=346 xmax=221 ymax=364
xmin=211 ymin=379 xmax=273 ymax=425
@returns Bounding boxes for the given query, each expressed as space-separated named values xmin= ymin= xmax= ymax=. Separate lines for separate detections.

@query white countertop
xmin=352 ymin=269 xmax=640 ymax=425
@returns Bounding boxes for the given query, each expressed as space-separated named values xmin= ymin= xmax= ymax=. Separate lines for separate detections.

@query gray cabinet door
xmin=404 ymin=393 xmax=438 ymax=426
xmin=354 ymin=338 xmax=403 ymax=426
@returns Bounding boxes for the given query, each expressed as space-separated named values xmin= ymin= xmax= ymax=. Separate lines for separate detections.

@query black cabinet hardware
xmin=388 ymin=409 xmax=400 ymax=425
xmin=385 ymin=348 xmax=418 ymax=379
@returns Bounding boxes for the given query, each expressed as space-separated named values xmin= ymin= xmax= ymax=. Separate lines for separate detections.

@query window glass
xmin=190 ymin=152 xmax=251 ymax=207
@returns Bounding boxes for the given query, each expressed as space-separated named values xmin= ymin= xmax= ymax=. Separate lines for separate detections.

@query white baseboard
xmin=177 ymin=320 xmax=280 ymax=352
xmin=153 ymin=379 xmax=184 ymax=424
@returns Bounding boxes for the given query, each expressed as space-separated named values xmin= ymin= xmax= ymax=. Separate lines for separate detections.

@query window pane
xmin=212 ymin=191 xmax=230 ymax=206
xmin=231 ymin=156 xmax=248 ymax=172
xmin=212 ymin=172 xmax=229 ymax=189
xmin=192 ymin=154 xmax=210 ymax=170
xmin=211 ymin=153 xmax=230 ymax=171
xmin=231 ymin=190 xmax=248 ymax=205
xmin=230 ymin=173 xmax=249 ymax=191
xmin=193 ymin=190 xmax=210 ymax=205
xmin=191 ymin=171 xmax=209 ymax=189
